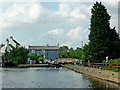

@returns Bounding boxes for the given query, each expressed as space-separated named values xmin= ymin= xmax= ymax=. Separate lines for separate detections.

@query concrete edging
xmin=64 ymin=65 xmax=120 ymax=84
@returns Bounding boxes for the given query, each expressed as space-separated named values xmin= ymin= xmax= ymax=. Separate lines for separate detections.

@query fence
xmin=84 ymin=62 xmax=120 ymax=69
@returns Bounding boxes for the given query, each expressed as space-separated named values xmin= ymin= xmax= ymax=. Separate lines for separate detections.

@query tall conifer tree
xmin=89 ymin=2 xmax=120 ymax=62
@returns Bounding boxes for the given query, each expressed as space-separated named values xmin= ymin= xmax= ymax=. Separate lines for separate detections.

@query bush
xmin=112 ymin=68 xmax=119 ymax=72
xmin=106 ymin=66 xmax=111 ymax=71
xmin=103 ymin=58 xmax=120 ymax=64
xmin=13 ymin=60 xmax=18 ymax=66
xmin=12 ymin=58 xmax=18 ymax=66
xmin=28 ymin=53 xmax=44 ymax=64
xmin=102 ymin=58 xmax=120 ymax=72
xmin=102 ymin=67 xmax=106 ymax=70
xmin=2 ymin=47 xmax=29 ymax=67
xmin=99 ymin=67 xmax=103 ymax=70
xmin=28 ymin=53 xmax=38 ymax=60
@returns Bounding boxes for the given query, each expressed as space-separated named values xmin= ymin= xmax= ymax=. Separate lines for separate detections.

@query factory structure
xmin=28 ymin=44 xmax=59 ymax=60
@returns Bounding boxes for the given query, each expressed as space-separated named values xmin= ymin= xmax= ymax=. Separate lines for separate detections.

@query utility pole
xmin=81 ymin=41 xmax=83 ymax=65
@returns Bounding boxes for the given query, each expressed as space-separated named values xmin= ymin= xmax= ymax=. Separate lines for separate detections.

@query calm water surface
xmin=2 ymin=67 xmax=119 ymax=88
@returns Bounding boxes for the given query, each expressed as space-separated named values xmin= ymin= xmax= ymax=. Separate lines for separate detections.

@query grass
xmin=78 ymin=64 xmax=84 ymax=67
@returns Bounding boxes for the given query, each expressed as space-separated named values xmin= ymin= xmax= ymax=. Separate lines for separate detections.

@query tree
xmin=88 ymin=2 xmax=120 ymax=62
xmin=59 ymin=46 xmax=83 ymax=60
xmin=59 ymin=46 xmax=69 ymax=58
xmin=38 ymin=54 xmax=44 ymax=60
xmin=2 ymin=47 xmax=29 ymax=66
xmin=74 ymin=47 xmax=82 ymax=59
xmin=109 ymin=27 xmax=120 ymax=59
xmin=11 ymin=47 xmax=29 ymax=64
xmin=68 ymin=48 xmax=74 ymax=58
xmin=83 ymin=43 xmax=92 ymax=63
xmin=28 ymin=53 xmax=44 ymax=64
xmin=2 ymin=49 xmax=10 ymax=61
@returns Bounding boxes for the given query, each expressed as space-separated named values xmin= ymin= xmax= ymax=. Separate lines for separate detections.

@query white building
xmin=0 ymin=36 xmax=20 ymax=61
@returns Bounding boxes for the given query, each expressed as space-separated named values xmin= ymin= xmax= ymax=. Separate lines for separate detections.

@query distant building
xmin=0 ymin=36 xmax=20 ymax=61
xmin=28 ymin=44 xmax=59 ymax=60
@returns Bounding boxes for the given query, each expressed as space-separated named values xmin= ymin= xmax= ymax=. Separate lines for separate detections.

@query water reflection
xmin=2 ymin=67 xmax=119 ymax=88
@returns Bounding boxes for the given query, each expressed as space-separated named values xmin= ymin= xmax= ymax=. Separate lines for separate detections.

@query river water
xmin=1 ymin=67 xmax=119 ymax=88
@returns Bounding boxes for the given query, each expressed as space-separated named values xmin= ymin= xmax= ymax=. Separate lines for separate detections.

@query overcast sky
xmin=0 ymin=0 xmax=118 ymax=49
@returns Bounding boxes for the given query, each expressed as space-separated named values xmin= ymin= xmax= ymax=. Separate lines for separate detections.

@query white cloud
xmin=28 ymin=3 xmax=42 ymax=22
xmin=104 ymin=2 xmax=118 ymax=8
xmin=39 ymin=26 xmax=89 ymax=48
xmin=62 ymin=26 xmax=89 ymax=48
xmin=70 ymin=9 xmax=87 ymax=20
xmin=66 ymin=26 xmax=89 ymax=41
xmin=56 ymin=3 xmax=71 ymax=17
xmin=0 ymin=2 xmax=43 ymax=28
xmin=0 ymin=2 xmax=92 ymax=29
xmin=48 ymin=28 xmax=64 ymax=35
xmin=54 ymin=3 xmax=91 ymax=25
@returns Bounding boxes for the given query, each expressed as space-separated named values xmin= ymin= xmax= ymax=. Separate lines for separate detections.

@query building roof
xmin=10 ymin=36 xmax=20 ymax=45
xmin=13 ymin=39 xmax=20 ymax=45
xmin=0 ymin=44 xmax=4 ymax=49
xmin=9 ymin=44 xmax=14 ymax=48
xmin=29 ymin=46 xmax=59 ymax=50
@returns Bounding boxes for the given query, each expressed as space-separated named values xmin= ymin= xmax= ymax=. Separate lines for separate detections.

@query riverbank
xmin=64 ymin=64 xmax=120 ymax=85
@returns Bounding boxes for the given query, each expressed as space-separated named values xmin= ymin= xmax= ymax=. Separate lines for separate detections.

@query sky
xmin=0 ymin=0 xmax=118 ymax=49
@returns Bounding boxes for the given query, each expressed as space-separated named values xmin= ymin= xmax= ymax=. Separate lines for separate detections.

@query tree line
xmin=59 ymin=46 xmax=83 ymax=60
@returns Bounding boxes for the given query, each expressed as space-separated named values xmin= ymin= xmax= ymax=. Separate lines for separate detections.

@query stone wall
xmin=64 ymin=65 xmax=120 ymax=84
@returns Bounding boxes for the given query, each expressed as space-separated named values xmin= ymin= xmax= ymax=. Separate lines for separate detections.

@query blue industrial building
xmin=28 ymin=45 xmax=59 ymax=60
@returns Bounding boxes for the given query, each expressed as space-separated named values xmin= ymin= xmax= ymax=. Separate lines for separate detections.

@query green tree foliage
xmin=2 ymin=49 xmax=10 ymax=60
xmin=28 ymin=53 xmax=39 ymax=60
xmin=28 ymin=53 xmax=44 ymax=64
xmin=2 ymin=47 xmax=29 ymax=66
xmin=109 ymin=27 xmax=120 ymax=59
xmin=83 ymin=43 xmax=91 ymax=63
xmin=28 ymin=53 xmax=43 ymax=60
xmin=88 ymin=2 xmax=120 ymax=62
xmin=68 ymin=48 xmax=74 ymax=58
xmin=59 ymin=46 xmax=83 ymax=59
xmin=38 ymin=54 xmax=44 ymax=60
xmin=59 ymin=46 xmax=69 ymax=58
xmin=74 ymin=47 xmax=82 ymax=59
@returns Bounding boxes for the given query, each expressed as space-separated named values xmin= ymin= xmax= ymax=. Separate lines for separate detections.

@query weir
xmin=18 ymin=64 xmax=62 ymax=68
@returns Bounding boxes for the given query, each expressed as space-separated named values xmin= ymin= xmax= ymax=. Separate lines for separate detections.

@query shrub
xmin=12 ymin=58 xmax=18 ymax=66
xmin=99 ymin=67 xmax=103 ymax=70
xmin=107 ymin=66 xmax=111 ymax=71
xmin=102 ymin=67 xmax=106 ymax=70
xmin=28 ymin=53 xmax=38 ymax=60
xmin=112 ymin=68 xmax=119 ymax=72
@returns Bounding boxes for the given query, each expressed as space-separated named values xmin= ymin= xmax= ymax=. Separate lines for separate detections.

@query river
xmin=1 ymin=67 xmax=119 ymax=88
